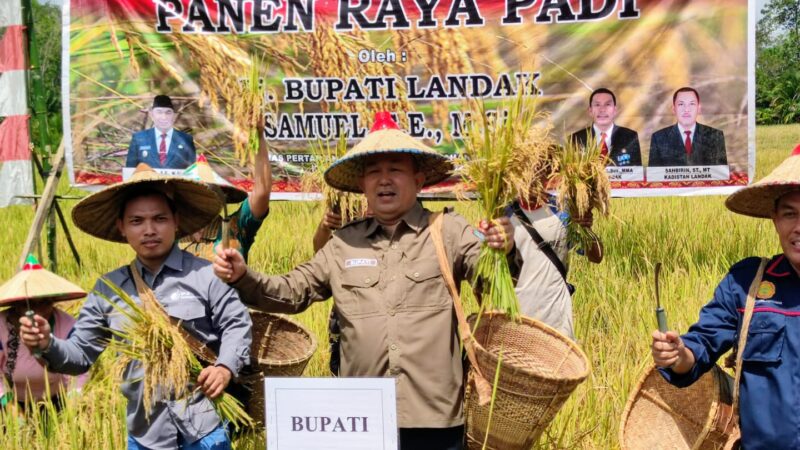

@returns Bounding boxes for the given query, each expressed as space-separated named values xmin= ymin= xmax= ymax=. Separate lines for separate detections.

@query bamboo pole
xmin=19 ymin=143 xmax=65 ymax=270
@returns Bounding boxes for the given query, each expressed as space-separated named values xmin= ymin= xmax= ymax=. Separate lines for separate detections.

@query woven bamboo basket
xmin=464 ymin=312 xmax=590 ymax=450
xmin=244 ymin=311 xmax=318 ymax=425
xmin=619 ymin=365 xmax=737 ymax=450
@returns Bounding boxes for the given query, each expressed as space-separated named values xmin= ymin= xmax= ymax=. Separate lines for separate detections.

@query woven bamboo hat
xmin=0 ymin=255 xmax=86 ymax=306
xmin=726 ymin=146 xmax=800 ymax=218
xmin=72 ymin=163 xmax=223 ymax=243
xmin=323 ymin=111 xmax=452 ymax=193
xmin=182 ymin=154 xmax=248 ymax=204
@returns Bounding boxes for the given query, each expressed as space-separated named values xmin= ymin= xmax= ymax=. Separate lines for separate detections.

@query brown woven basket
xmin=243 ymin=311 xmax=318 ymax=426
xmin=620 ymin=365 xmax=737 ymax=450
xmin=464 ymin=312 xmax=591 ymax=450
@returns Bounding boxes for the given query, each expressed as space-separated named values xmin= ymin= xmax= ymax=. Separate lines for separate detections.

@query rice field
xmin=1 ymin=124 xmax=798 ymax=449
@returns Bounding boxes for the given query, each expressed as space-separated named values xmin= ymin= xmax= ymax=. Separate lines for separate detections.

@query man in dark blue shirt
xmin=651 ymin=146 xmax=800 ymax=449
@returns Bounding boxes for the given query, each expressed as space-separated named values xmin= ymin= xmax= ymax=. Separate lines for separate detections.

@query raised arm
xmin=214 ymin=244 xmax=334 ymax=314
xmin=249 ymin=124 xmax=272 ymax=219
xmin=20 ymin=284 xmax=112 ymax=376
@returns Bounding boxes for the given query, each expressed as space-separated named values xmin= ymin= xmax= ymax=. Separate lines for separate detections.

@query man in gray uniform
xmin=20 ymin=165 xmax=252 ymax=450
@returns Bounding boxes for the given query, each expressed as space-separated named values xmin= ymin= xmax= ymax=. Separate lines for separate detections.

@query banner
xmin=64 ymin=0 xmax=755 ymax=198
xmin=0 ymin=15 xmax=33 ymax=208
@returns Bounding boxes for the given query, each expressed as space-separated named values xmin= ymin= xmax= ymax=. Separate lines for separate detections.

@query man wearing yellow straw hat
xmin=19 ymin=164 xmax=253 ymax=450
xmin=0 ymin=254 xmax=87 ymax=410
xmin=214 ymin=112 xmax=517 ymax=450
xmin=652 ymin=147 xmax=800 ymax=448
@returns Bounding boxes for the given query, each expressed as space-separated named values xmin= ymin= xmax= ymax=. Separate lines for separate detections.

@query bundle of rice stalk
xmin=231 ymin=55 xmax=269 ymax=165
xmin=550 ymin=135 xmax=611 ymax=256
xmin=301 ymin=135 xmax=367 ymax=224
xmin=168 ymin=34 xmax=274 ymax=166
xmin=454 ymin=92 xmax=555 ymax=320
xmin=99 ymin=279 xmax=253 ymax=430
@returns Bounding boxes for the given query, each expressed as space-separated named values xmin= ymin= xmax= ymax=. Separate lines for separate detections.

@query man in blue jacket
xmin=651 ymin=146 xmax=800 ymax=449
xmin=126 ymin=95 xmax=196 ymax=169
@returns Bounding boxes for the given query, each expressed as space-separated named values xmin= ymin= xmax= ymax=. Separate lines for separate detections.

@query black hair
xmin=672 ymin=87 xmax=700 ymax=104
xmin=589 ymin=88 xmax=616 ymax=106
xmin=118 ymin=186 xmax=177 ymax=220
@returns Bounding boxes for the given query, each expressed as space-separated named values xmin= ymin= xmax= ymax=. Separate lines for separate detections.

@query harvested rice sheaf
xmin=551 ymin=135 xmax=612 ymax=255
xmin=454 ymin=90 xmax=555 ymax=320
xmin=302 ymin=135 xmax=368 ymax=224
xmin=100 ymin=279 xmax=254 ymax=430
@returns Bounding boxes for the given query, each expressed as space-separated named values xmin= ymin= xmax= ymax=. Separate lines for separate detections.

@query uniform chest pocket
xmin=338 ymin=268 xmax=381 ymax=317
xmin=741 ymin=312 xmax=785 ymax=363
xmin=166 ymin=297 xmax=210 ymax=331
xmin=403 ymin=258 xmax=448 ymax=309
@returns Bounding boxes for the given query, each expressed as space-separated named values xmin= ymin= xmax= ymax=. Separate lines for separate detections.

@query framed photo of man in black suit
xmin=648 ymin=87 xmax=728 ymax=167
xmin=569 ymin=88 xmax=642 ymax=167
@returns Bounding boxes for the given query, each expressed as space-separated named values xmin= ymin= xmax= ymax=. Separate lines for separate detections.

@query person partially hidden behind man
xmin=570 ymin=87 xmax=641 ymax=166
xmin=648 ymin=87 xmax=727 ymax=167
xmin=126 ymin=95 xmax=196 ymax=169
xmin=650 ymin=146 xmax=800 ymax=448
xmin=19 ymin=166 xmax=252 ymax=450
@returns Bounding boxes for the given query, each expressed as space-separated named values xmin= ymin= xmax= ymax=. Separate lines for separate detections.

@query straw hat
xmin=0 ymin=255 xmax=86 ymax=306
xmin=72 ymin=163 xmax=223 ymax=243
xmin=726 ymin=146 xmax=800 ymax=218
xmin=323 ymin=111 xmax=452 ymax=193
xmin=182 ymin=154 xmax=248 ymax=204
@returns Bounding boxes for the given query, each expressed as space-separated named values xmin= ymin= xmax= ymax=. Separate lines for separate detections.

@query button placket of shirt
xmin=384 ymin=236 xmax=403 ymax=376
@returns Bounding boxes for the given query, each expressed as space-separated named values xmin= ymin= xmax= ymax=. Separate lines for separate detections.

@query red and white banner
xmin=0 ymin=2 xmax=23 ymax=28
xmin=0 ymin=6 xmax=34 ymax=208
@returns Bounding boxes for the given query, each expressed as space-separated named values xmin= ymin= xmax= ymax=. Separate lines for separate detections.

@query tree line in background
xmin=757 ymin=0 xmax=800 ymax=125
xmin=25 ymin=0 xmax=799 ymax=153
xmin=29 ymin=0 xmax=61 ymax=151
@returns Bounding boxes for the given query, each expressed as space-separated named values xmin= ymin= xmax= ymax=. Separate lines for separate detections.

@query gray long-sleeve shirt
xmin=42 ymin=245 xmax=252 ymax=450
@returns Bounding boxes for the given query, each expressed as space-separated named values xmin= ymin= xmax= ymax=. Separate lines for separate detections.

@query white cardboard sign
xmin=605 ymin=166 xmax=645 ymax=182
xmin=646 ymin=165 xmax=731 ymax=182
xmin=264 ymin=377 xmax=398 ymax=450
xmin=121 ymin=167 xmax=185 ymax=181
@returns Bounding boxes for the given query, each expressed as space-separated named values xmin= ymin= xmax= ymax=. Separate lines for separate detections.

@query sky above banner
xmin=64 ymin=0 xmax=754 ymax=198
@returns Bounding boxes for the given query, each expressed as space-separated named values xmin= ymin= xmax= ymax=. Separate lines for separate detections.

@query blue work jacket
xmin=659 ymin=255 xmax=800 ymax=449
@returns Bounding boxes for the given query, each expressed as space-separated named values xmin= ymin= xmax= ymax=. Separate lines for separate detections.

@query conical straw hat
xmin=726 ymin=146 xmax=800 ymax=218
xmin=0 ymin=255 xmax=86 ymax=306
xmin=72 ymin=163 xmax=223 ymax=243
xmin=324 ymin=112 xmax=452 ymax=193
xmin=182 ymin=154 xmax=248 ymax=204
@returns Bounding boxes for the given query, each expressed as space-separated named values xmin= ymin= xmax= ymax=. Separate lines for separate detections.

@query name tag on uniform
xmin=139 ymin=145 xmax=151 ymax=150
xmin=345 ymin=258 xmax=378 ymax=268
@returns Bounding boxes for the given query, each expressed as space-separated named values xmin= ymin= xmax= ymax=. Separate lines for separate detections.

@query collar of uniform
xmin=133 ymin=244 xmax=184 ymax=280
xmin=766 ymin=254 xmax=797 ymax=278
xmin=364 ymin=202 xmax=427 ymax=237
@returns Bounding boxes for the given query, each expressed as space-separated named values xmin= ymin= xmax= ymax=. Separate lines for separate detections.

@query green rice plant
xmin=1 ymin=125 xmax=798 ymax=448
xmin=454 ymin=90 xmax=555 ymax=320
xmin=482 ymin=347 xmax=504 ymax=450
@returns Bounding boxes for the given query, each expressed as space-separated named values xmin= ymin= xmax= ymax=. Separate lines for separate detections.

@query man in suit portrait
xmin=648 ymin=87 xmax=727 ymax=167
xmin=125 ymin=95 xmax=196 ymax=169
xmin=570 ymin=87 xmax=642 ymax=166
